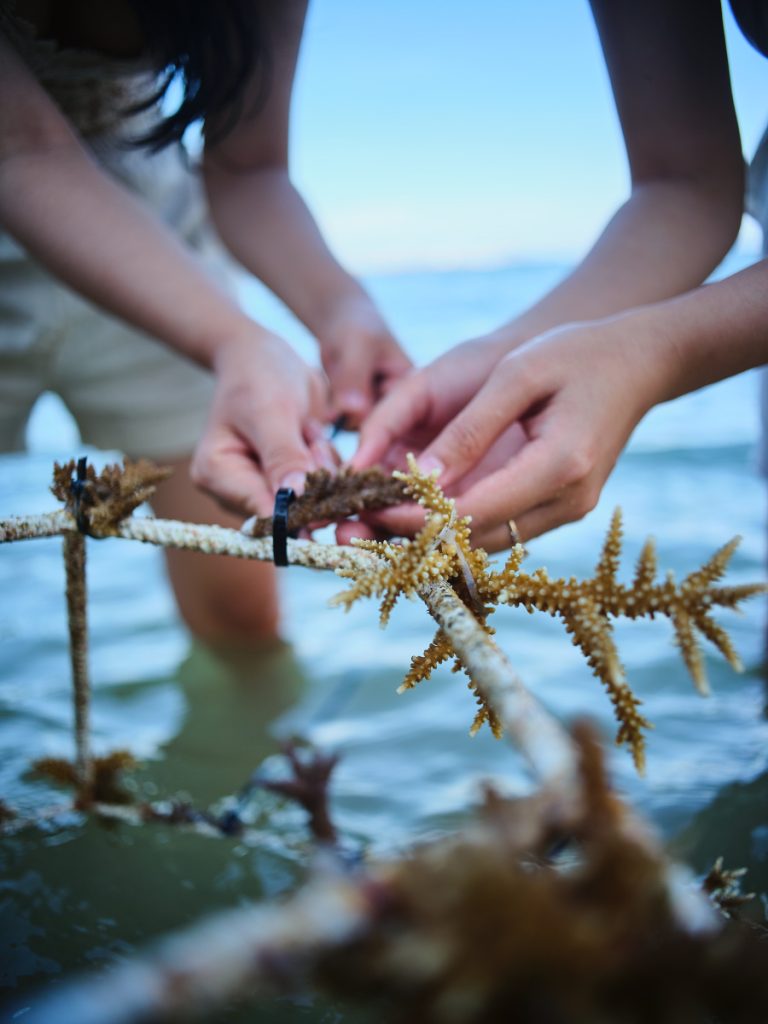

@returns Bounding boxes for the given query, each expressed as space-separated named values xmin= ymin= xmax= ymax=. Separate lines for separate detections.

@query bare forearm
xmin=646 ymin=258 xmax=768 ymax=400
xmin=204 ymin=163 xmax=374 ymax=339
xmin=490 ymin=178 xmax=743 ymax=350
xmin=0 ymin=142 xmax=256 ymax=368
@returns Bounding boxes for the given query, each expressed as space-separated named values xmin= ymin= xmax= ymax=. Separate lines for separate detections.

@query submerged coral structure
xmin=2 ymin=455 xmax=764 ymax=781
xmin=333 ymin=456 xmax=765 ymax=772
xmin=21 ymin=725 xmax=768 ymax=1024
xmin=3 ymin=457 xmax=768 ymax=1024
xmin=32 ymin=751 xmax=137 ymax=808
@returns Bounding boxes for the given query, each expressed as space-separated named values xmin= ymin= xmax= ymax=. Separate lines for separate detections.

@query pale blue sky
xmin=288 ymin=1 xmax=768 ymax=272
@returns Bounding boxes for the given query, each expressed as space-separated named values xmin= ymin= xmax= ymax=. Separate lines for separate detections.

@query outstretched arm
xmin=362 ymin=262 xmax=768 ymax=550
xmin=203 ymin=1 xmax=410 ymax=426
xmin=351 ymin=0 xmax=753 ymax=547
xmin=460 ymin=0 xmax=745 ymax=354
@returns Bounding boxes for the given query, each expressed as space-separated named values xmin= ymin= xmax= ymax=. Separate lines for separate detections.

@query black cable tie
xmin=70 ymin=456 xmax=90 ymax=535
xmin=272 ymin=488 xmax=296 ymax=567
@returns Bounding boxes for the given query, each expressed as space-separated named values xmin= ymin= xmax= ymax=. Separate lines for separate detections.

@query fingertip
xmin=415 ymin=453 xmax=445 ymax=479
xmin=339 ymin=389 xmax=368 ymax=416
xmin=348 ymin=448 xmax=368 ymax=472
xmin=248 ymin=490 xmax=277 ymax=518
xmin=278 ymin=470 xmax=308 ymax=497
xmin=310 ymin=437 xmax=340 ymax=473
xmin=240 ymin=514 xmax=258 ymax=536
xmin=304 ymin=418 xmax=325 ymax=444
xmin=330 ymin=390 xmax=370 ymax=434
xmin=364 ymin=503 xmax=426 ymax=537
xmin=350 ymin=434 xmax=381 ymax=471
xmin=335 ymin=520 xmax=377 ymax=545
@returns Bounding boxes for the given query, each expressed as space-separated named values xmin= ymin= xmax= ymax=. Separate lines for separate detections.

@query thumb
xmin=248 ymin=414 xmax=315 ymax=498
xmin=190 ymin=437 xmax=277 ymax=518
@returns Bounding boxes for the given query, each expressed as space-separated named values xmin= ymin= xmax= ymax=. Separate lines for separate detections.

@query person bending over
xmin=0 ymin=0 xmax=410 ymax=644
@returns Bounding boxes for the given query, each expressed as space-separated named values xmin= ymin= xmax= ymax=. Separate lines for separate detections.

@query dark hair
xmin=728 ymin=0 xmax=768 ymax=59
xmin=126 ymin=0 xmax=272 ymax=150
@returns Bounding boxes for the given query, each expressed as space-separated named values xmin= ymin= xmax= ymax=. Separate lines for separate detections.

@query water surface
xmin=1 ymin=257 xmax=766 ymax=1019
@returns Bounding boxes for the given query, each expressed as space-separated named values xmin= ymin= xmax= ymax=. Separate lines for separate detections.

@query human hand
xmin=353 ymin=335 xmax=512 ymax=469
xmin=317 ymin=298 xmax=411 ymax=429
xmin=335 ymin=335 xmax=516 ymax=544
xmin=190 ymin=327 xmax=336 ymax=517
xmin=350 ymin=311 xmax=673 ymax=549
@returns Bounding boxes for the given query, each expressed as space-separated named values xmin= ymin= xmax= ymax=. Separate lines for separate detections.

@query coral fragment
xmin=332 ymin=461 xmax=765 ymax=771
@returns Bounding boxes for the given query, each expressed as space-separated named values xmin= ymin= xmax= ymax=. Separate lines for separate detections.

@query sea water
xmin=1 ymin=255 xmax=766 ymax=1021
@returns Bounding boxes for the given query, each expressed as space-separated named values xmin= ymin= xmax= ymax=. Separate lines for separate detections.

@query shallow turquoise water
xmin=1 ymin=257 xmax=767 ymax=1020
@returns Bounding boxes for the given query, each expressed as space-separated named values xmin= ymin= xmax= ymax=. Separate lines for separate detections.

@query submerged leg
xmin=150 ymin=457 xmax=281 ymax=648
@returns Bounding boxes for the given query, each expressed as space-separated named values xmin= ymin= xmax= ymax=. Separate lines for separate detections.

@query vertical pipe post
xmin=63 ymin=531 xmax=91 ymax=797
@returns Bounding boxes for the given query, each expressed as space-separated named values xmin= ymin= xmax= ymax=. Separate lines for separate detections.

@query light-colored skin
xmin=152 ymin=458 xmax=281 ymax=648
xmin=350 ymin=0 xmax=768 ymax=551
xmin=0 ymin=0 xmax=409 ymax=643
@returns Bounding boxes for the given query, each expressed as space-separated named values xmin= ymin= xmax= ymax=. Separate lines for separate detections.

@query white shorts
xmin=0 ymin=142 xmax=229 ymax=460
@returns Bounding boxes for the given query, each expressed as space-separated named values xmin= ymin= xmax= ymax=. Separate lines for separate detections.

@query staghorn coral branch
xmin=0 ymin=502 xmax=580 ymax=794
xmin=123 ymin=517 xmax=582 ymax=790
xmin=256 ymin=742 xmax=340 ymax=845
xmin=682 ymin=537 xmax=741 ymax=591
xmin=695 ymin=613 xmax=743 ymax=672
xmin=632 ymin=537 xmax=658 ymax=592
xmin=399 ymin=629 xmax=454 ymax=693
xmin=330 ymin=466 xmax=764 ymax=770
xmin=671 ymin=608 xmax=709 ymax=696
xmin=2 ymin=459 xmax=764 ymax=781
xmin=18 ymin=726 xmax=754 ymax=1024
xmin=707 ymin=582 xmax=767 ymax=608
xmin=560 ymin=593 xmax=652 ymax=772
xmin=419 ymin=577 xmax=580 ymax=789
xmin=51 ymin=458 xmax=172 ymax=533
xmin=594 ymin=506 xmax=623 ymax=589
xmin=7 ymin=462 xmax=765 ymax=1022
xmin=333 ymin=456 xmax=503 ymax=732
xmin=481 ymin=510 xmax=766 ymax=767
xmin=332 ymin=514 xmax=454 ymax=625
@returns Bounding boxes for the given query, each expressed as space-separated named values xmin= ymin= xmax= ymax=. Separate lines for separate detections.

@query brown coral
xmin=315 ymin=723 xmax=768 ymax=1024
xmin=702 ymin=856 xmax=756 ymax=919
xmin=242 ymin=466 xmax=409 ymax=538
xmin=32 ymin=750 xmax=137 ymax=808
xmin=52 ymin=457 xmax=171 ymax=536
